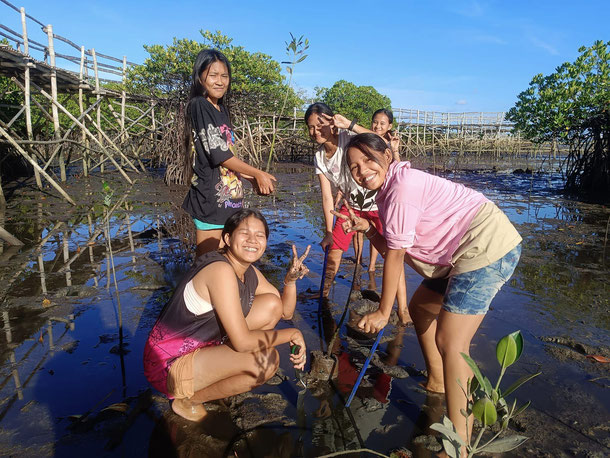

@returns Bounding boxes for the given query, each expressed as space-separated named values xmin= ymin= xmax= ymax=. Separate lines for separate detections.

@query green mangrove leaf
xmin=513 ymin=400 xmax=532 ymax=417
xmin=477 ymin=435 xmax=529 ymax=453
xmin=430 ymin=416 xmax=465 ymax=447
xmin=496 ymin=331 xmax=523 ymax=368
xmin=502 ymin=372 xmax=541 ymax=397
xmin=472 ymin=397 xmax=497 ymax=427
xmin=482 ymin=376 xmax=493 ymax=395
xmin=491 ymin=389 xmax=499 ymax=404
xmin=441 ymin=437 xmax=462 ymax=458
xmin=461 ymin=353 xmax=490 ymax=395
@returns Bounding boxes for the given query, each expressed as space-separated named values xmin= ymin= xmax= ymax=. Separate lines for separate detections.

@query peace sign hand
xmin=284 ymin=244 xmax=311 ymax=284
xmin=319 ymin=112 xmax=352 ymax=131
xmin=331 ymin=199 xmax=371 ymax=234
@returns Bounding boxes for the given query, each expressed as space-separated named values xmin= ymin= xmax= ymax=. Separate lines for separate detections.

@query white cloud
xmin=456 ymin=99 xmax=468 ymax=105
xmin=528 ymin=36 xmax=560 ymax=55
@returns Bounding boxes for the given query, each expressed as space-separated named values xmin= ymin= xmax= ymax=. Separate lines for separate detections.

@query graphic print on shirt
xmin=192 ymin=123 xmax=243 ymax=206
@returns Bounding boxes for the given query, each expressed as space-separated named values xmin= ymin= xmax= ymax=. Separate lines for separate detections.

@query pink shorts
xmin=331 ymin=206 xmax=383 ymax=252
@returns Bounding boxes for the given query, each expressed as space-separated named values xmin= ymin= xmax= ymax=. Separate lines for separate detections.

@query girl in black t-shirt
xmin=182 ymin=49 xmax=276 ymax=257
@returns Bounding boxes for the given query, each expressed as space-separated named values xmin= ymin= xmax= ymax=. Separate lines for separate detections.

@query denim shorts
xmin=421 ymin=244 xmax=521 ymax=315
xmin=193 ymin=218 xmax=224 ymax=231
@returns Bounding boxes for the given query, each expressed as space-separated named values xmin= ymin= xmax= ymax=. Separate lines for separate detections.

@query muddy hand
xmin=331 ymin=199 xmax=370 ymax=234
xmin=289 ymin=332 xmax=307 ymax=370
xmin=254 ymin=170 xmax=277 ymax=195
xmin=358 ymin=309 xmax=388 ymax=333
xmin=284 ymin=244 xmax=311 ymax=283
xmin=320 ymin=232 xmax=333 ymax=250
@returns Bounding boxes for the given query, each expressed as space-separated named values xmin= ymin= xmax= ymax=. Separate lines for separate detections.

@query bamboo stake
xmin=0 ymin=124 xmax=76 ymax=205
xmin=20 ymin=7 xmax=41 ymax=189
xmin=91 ymin=48 xmax=104 ymax=173
xmin=78 ymin=45 xmax=88 ymax=177
xmin=24 ymin=79 xmax=133 ymax=184
xmin=0 ymin=226 xmax=24 ymax=246
xmin=120 ymin=56 xmax=127 ymax=144
xmin=46 ymin=25 xmax=66 ymax=182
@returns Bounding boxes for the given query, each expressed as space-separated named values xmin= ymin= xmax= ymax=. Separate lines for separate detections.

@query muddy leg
xmin=322 ymin=249 xmax=343 ymax=297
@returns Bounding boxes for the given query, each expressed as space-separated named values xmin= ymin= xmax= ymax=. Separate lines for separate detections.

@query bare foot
xmin=171 ymin=398 xmax=208 ymax=422
xmin=419 ymin=380 xmax=445 ymax=395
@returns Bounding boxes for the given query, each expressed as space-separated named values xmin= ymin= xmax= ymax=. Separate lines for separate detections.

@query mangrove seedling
xmin=430 ymin=330 xmax=541 ymax=457
xmin=265 ymin=33 xmax=308 ymax=171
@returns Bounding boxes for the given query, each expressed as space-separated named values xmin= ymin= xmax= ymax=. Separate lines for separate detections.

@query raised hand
xmin=331 ymin=199 xmax=371 ymax=234
xmin=319 ymin=112 xmax=353 ymax=131
xmin=388 ymin=132 xmax=401 ymax=161
xmin=284 ymin=244 xmax=311 ymax=284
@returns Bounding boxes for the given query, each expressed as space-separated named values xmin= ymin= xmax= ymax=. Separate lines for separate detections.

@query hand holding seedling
xmin=284 ymin=244 xmax=311 ymax=284
xmin=289 ymin=332 xmax=307 ymax=370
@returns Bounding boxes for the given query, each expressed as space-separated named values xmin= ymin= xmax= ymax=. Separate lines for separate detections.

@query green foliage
xmin=496 ymin=330 xmax=523 ymax=368
xmin=126 ymin=30 xmax=303 ymax=114
xmin=506 ymin=40 xmax=609 ymax=144
xmin=431 ymin=331 xmax=541 ymax=457
xmin=317 ymin=80 xmax=392 ymax=125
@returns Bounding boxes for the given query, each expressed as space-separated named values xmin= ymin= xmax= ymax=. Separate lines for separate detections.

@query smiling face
xmin=200 ymin=60 xmax=230 ymax=104
xmin=306 ymin=113 xmax=334 ymax=145
xmin=224 ymin=216 xmax=268 ymax=263
xmin=371 ymin=112 xmax=392 ymax=137
xmin=347 ymin=146 xmax=392 ymax=191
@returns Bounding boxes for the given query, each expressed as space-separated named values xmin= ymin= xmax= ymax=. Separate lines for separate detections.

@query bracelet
xmin=364 ymin=224 xmax=376 ymax=238
xmin=283 ymin=279 xmax=296 ymax=286
xmin=348 ymin=119 xmax=357 ymax=131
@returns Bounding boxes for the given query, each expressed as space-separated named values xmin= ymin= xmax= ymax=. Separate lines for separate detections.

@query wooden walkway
xmin=0 ymin=0 xmax=162 ymax=207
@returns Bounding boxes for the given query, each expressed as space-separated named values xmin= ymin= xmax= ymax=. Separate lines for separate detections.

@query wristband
xmin=348 ymin=119 xmax=357 ymax=131
xmin=364 ymin=224 xmax=376 ymax=238
xmin=283 ymin=279 xmax=296 ymax=286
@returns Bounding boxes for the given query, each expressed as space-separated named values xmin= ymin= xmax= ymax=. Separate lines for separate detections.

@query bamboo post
xmin=21 ymin=7 xmax=41 ymax=189
xmin=46 ymin=25 xmax=66 ymax=182
xmin=0 ymin=226 xmax=24 ymax=246
xmin=0 ymin=124 xmax=76 ymax=205
xmin=91 ymin=48 xmax=104 ymax=173
xmin=78 ymin=45 xmax=88 ymax=177
xmin=121 ymin=56 xmax=127 ymax=144
xmin=0 ymin=172 xmax=5 ymax=209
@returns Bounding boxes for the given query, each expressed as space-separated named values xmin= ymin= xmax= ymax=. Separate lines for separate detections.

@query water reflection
xmin=0 ymin=167 xmax=607 ymax=455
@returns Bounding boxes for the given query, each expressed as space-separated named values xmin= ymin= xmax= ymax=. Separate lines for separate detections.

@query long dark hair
xmin=183 ymin=49 xmax=232 ymax=181
xmin=304 ymin=102 xmax=334 ymax=124
xmin=219 ymin=209 xmax=270 ymax=253
xmin=372 ymin=108 xmax=393 ymax=125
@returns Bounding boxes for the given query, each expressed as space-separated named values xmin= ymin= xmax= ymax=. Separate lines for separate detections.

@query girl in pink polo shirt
xmin=336 ymin=133 xmax=521 ymax=451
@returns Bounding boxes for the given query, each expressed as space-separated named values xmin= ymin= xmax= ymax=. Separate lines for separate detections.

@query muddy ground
xmin=0 ymin=162 xmax=608 ymax=457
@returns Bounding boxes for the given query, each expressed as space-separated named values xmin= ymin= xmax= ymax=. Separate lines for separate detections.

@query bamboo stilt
xmin=46 ymin=24 xmax=66 ymax=182
xmin=21 ymin=7 xmax=40 ymax=189
xmin=0 ymin=124 xmax=76 ymax=205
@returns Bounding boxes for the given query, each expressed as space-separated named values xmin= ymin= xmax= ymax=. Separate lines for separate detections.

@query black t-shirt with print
xmin=182 ymin=96 xmax=244 ymax=225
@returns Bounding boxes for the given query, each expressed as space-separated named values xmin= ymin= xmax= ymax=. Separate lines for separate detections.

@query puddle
xmin=0 ymin=163 xmax=608 ymax=456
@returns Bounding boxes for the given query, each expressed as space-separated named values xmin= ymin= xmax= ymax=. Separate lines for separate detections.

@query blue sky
xmin=3 ymin=0 xmax=608 ymax=112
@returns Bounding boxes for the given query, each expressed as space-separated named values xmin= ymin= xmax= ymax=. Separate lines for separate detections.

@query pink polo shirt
xmin=376 ymin=161 xmax=489 ymax=266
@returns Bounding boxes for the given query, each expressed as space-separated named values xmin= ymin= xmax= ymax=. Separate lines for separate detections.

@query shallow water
xmin=0 ymin=163 xmax=608 ymax=457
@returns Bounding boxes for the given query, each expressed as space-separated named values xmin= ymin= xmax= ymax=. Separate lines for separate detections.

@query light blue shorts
xmin=422 ymin=244 xmax=521 ymax=315
xmin=193 ymin=218 xmax=224 ymax=231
